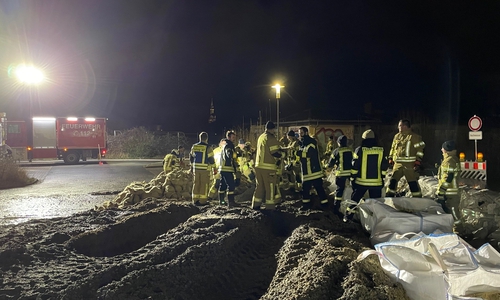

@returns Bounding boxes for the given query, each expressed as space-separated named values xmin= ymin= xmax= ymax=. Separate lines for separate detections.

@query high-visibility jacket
xmin=190 ymin=142 xmax=215 ymax=171
xmin=389 ymin=129 xmax=425 ymax=163
xmin=437 ymin=150 xmax=461 ymax=196
xmin=163 ymin=153 xmax=179 ymax=172
xmin=351 ymin=143 xmax=388 ymax=186
xmin=329 ymin=146 xmax=353 ymax=177
xmin=286 ymin=137 xmax=300 ymax=166
xmin=255 ymin=131 xmax=281 ymax=171
xmin=218 ymin=139 xmax=239 ymax=174
xmin=296 ymin=135 xmax=323 ymax=182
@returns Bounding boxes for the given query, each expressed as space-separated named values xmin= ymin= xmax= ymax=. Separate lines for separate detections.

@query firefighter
xmin=174 ymin=146 xmax=186 ymax=168
xmin=284 ymin=130 xmax=302 ymax=197
xmin=252 ymin=121 xmax=283 ymax=210
xmin=437 ymin=140 xmax=462 ymax=222
xmin=163 ymin=149 xmax=180 ymax=173
xmin=218 ymin=131 xmax=241 ymax=207
xmin=190 ymin=132 xmax=216 ymax=206
xmin=347 ymin=129 xmax=388 ymax=221
xmin=296 ymin=126 xmax=328 ymax=210
xmin=386 ymin=119 xmax=425 ymax=197
xmin=327 ymin=135 xmax=353 ymax=205
xmin=323 ymin=135 xmax=335 ymax=162
xmin=208 ymin=139 xmax=225 ymax=200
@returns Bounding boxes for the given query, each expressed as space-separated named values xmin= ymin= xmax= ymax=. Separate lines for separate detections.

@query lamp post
xmin=14 ymin=64 xmax=45 ymax=161
xmin=272 ymin=84 xmax=284 ymax=137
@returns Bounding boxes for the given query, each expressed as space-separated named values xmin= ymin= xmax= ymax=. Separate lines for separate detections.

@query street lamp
xmin=272 ymin=84 xmax=284 ymax=137
xmin=14 ymin=64 xmax=45 ymax=161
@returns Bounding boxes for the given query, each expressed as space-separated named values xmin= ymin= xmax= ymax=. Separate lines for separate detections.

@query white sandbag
xmin=358 ymin=198 xmax=454 ymax=245
xmin=357 ymin=232 xmax=500 ymax=300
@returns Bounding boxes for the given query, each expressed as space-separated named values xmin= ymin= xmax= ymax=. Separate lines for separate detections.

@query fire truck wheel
xmin=64 ymin=152 xmax=80 ymax=164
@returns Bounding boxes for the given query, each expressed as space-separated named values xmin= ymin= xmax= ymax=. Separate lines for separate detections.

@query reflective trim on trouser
xmin=253 ymin=168 xmax=277 ymax=205
xmin=408 ymin=181 xmax=422 ymax=197
xmin=192 ymin=170 xmax=210 ymax=203
xmin=302 ymin=178 xmax=328 ymax=203
xmin=251 ymin=197 xmax=262 ymax=209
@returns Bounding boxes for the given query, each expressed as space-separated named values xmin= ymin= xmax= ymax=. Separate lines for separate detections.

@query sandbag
xmin=358 ymin=198 xmax=454 ymax=245
xmin=357 ymin=232 xmax=500 ymax=300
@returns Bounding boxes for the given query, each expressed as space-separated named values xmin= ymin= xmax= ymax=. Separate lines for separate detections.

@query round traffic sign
xmin=468 ymin=115 xmax=482 ymax=131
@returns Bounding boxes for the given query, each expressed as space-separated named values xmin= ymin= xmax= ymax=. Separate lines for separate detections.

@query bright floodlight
xmin=15 ymin=64 xmax=45 ymax=85
xmin=272 ymin=84 xmax=284 ymax=99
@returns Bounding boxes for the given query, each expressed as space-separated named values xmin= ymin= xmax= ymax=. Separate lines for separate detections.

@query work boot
xmin=219 ymin=192 xmax=227 ymax=206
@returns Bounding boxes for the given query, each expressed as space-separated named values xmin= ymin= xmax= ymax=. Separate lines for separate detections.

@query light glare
xmin=15 ymin=65 xmax=45 ymax=85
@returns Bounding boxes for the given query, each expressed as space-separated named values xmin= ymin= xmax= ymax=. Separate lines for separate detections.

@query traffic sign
xmin=468 ymin=115 xmax=482 ymax=131
xmin=469 ymin=131 xmax=482 ymax=140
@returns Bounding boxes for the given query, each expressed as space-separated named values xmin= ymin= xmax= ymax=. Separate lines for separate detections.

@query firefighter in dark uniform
xmin=346 ymin=129 xmax=388 ymax=221
xmin=327 ymin=135 xmax=353 ymax=205
xmin=190 ymin=132 xmax=216 ymax=206
xmin=386 ymin=119 xmax=425 ymax=197
xmin=437 ymin=140 xmax=462 ymax=222
xmin=252 ymin=121 xmax=282 ymax=210
xmin=296 ymin=126 xmax=328 ymax=210
xmin=218 ymin=131 xmax=241 ymax=207
xmin=285 ymin=130 xmax=302 ymax=196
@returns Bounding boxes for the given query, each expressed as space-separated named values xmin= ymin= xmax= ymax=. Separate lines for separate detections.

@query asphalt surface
xmin=0 ymin=159 xmax=163 ymax=226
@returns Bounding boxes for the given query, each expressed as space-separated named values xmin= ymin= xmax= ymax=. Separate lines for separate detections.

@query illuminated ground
xmin=0 ymin=199 xmax=408 ymax=299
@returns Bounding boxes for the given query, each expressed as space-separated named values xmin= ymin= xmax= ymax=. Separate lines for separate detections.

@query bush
xmin=106 ymin=127 xmax=192 ymax=159
xmin=0 ymin=158 xmax=34 ymax=189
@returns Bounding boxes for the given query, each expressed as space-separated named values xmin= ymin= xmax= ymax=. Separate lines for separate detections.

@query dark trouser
xmin=219 ymin=171 xmax=235 ymax=204
xmin=302 ymin=178 xmax=328 ymax=206
xmin=334 ymin=176 xmax=350 ymax=201
xmin=351 ymin=183 xmax=382 ymax=203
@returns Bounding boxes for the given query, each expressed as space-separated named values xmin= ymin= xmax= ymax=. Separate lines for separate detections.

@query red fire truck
xmin=4 ymin=116 xmax=107 ymax=164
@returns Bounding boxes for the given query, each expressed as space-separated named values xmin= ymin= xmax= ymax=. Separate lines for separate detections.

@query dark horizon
xmin=1 ymin=0 xmax=499 ymax=133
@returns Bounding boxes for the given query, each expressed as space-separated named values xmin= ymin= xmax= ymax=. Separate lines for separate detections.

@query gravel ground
xmin=0 ymin=199 xmax=409 ymax=300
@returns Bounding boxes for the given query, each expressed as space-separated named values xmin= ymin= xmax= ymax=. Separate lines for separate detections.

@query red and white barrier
xmin=460 ymin=161 xmax=487 ymax=181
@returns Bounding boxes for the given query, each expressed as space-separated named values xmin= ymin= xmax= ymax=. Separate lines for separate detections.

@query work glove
xmin=276 ymin=159 xmax=281 ymax=167
xmin=235 ymin=178 xmax=241 ymax=187
xmin=437 ymin=192 xmax=446 ymax=202
xmin=213 ymin=169 xmax=218 ymax=176
xmin=285 ymin=164 xmax=292 ymax=171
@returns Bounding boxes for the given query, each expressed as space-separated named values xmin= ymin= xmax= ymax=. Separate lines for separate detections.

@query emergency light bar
xmin=85 ymin=117 xmax=96 ymax=122
xmin=67 ymin=117 xmax=78 ymax=121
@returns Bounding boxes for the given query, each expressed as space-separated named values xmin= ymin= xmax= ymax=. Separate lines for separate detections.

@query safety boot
xmin=227 ymin=194 xmax=238 ymax=208
xmin=218 ymin=192 xmax=227 ymax=206
xmin=299 ymin=201 xmax=312 ymax=212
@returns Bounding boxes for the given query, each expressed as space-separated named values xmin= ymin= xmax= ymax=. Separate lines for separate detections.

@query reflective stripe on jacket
xmin=255 ymin=131 xmax=281 ymax=171
xmin=190 ymin=142 xmax=215 ymax=171
xmin=389 ymin=129 xmax=425 ymax=163
xmin=218 ymin=139 xmax=239 ymax=173
xmin=437 ymin=150 xmax=461 ymax=196
xmin=351 ymin=146 xmax=387 ymax=186
xmin=297 ymin=135 xmax=323 ymax=182
xmin=329 ymin=146 xmax=353 ymax=177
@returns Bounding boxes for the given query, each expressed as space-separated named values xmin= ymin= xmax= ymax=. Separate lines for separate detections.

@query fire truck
xmin=2 ymin=116 xmax=107 ymax=164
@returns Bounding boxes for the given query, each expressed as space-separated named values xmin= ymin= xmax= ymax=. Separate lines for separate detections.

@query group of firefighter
xmin=164 ymin=118 xmax=462 ymax=223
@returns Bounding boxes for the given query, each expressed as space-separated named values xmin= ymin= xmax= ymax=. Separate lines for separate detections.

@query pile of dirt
xmin=0 ymin=199 xmax=408 ymax=299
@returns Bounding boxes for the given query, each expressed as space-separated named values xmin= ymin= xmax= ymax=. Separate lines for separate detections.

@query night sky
xmin=0 ymin=0 xmax=499 ymax=133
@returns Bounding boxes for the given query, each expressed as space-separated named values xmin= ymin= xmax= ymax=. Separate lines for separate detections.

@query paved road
xmin=0 ymin=159 xmax=163 ymax=226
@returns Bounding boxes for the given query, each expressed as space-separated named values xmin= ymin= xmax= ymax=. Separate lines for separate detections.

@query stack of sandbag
xmin=357 ymin=231 xmax=500 ymax=300
xmin=97 ymin=169 xmax=193 ymax=210
xmin=358 ymin=197 xmax=454 ymax=245
xmin=460 ymin=188 xmax=500 ymax=244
